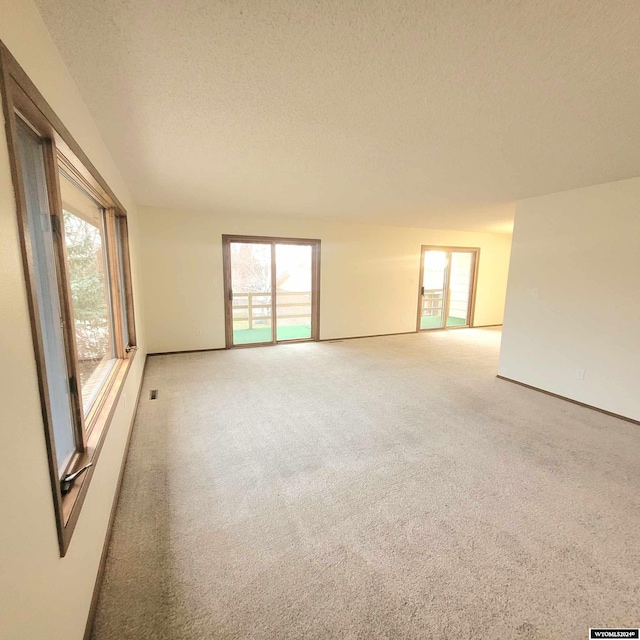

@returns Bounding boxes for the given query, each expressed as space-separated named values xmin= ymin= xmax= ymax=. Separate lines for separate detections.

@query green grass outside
xmin=421 ymin=315 xmax=467 ymax=330
xmin=233 ymin=324 xmax=312 ymax=345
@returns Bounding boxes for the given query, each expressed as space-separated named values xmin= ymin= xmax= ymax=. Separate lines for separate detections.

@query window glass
xmin=17 ymin=123 xmax=76 ymax=474
xmin=115 ymin=218 xmax=129 ymax=346
xmin=59 ymin=173 xmax=116 ymax=414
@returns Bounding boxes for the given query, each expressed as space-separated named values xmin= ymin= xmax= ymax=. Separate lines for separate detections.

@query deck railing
xmin=421 ymin=288 xmax=444 ymax=316
xmin=232 ymin=291 xmax=311 ymax=329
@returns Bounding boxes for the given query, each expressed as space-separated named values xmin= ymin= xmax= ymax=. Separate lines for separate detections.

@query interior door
xmin=417 ymin=246 xmax=478 ymax=331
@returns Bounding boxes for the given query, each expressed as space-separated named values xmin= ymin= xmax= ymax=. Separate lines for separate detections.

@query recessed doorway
xmin=222 ymin=235 xmax=321 ymax=347
xmin=417 ymin=246 xmax=479 ymax=331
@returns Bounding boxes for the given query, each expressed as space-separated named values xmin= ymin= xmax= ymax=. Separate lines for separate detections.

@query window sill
xmin=59 ymin=350 xmax=138 ymax=555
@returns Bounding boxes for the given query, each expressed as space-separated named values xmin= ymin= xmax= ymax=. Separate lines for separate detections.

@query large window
xmin=1 ymin=43 xmax=137 ymax=555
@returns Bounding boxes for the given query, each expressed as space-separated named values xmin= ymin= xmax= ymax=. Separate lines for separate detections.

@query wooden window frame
xmin=0 ymin=41 xmax=138 ymax=556
xmin=416 ymin=245 xmax=480 ymax=332
xmin=222 ymin=235 xmax=321 ymax=348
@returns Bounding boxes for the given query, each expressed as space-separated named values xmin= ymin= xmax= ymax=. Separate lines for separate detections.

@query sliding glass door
xmin=223 ymin=236 xmax=320 ymax=347
xmin=417 ymin=246 xmax=479 ymax=331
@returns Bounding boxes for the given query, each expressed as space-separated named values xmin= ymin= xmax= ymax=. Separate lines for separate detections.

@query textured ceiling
xmin=33 ymin=0 xmax=640 ymax=233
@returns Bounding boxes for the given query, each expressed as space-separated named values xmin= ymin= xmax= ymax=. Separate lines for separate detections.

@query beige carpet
xmin=92 ymin=329 xmax=640 ymax=639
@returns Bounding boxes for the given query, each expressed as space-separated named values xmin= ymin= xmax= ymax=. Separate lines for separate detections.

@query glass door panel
xmin=275 ymin=244 xmax=312 ymax=341
xmin=420 ymin=250 xmax=448 ymax=330
xmin=446 ymin=252 xmax=474 ymax=327
xmin=230 ymin=242 xmax=273 ymax=345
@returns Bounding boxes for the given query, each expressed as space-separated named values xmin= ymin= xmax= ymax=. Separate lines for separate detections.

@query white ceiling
xmin=34 ymin=0 xmax=640 ymax=233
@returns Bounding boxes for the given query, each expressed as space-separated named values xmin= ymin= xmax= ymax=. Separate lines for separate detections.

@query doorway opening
xmin=417 ymin=246 xmax=479 ymax=331
xmin=222 ymin=235 xmax=321 ymax=348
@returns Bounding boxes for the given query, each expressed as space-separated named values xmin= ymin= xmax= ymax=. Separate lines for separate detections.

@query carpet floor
xmin=92 ymin=328 xmax=640 ymax=639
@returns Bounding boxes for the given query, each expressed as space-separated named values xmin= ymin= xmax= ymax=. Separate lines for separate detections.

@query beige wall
xmin=499 ymin=177 xmax=640 ymax=422
xmin=139 ymin=206 xmax=512 ymax=353
xmin=0 ymin=1 xmax=146 ymax=638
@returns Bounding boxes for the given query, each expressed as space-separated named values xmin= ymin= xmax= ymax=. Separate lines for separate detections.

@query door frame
xmin=222 ymin=234 xmax=321 ymax=348
xmin=416 ymin=245 xmax=480 ymax=332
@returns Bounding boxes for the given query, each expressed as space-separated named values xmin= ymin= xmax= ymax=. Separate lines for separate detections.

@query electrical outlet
xmin=576 ymin=369 xmax=585 ymax=381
